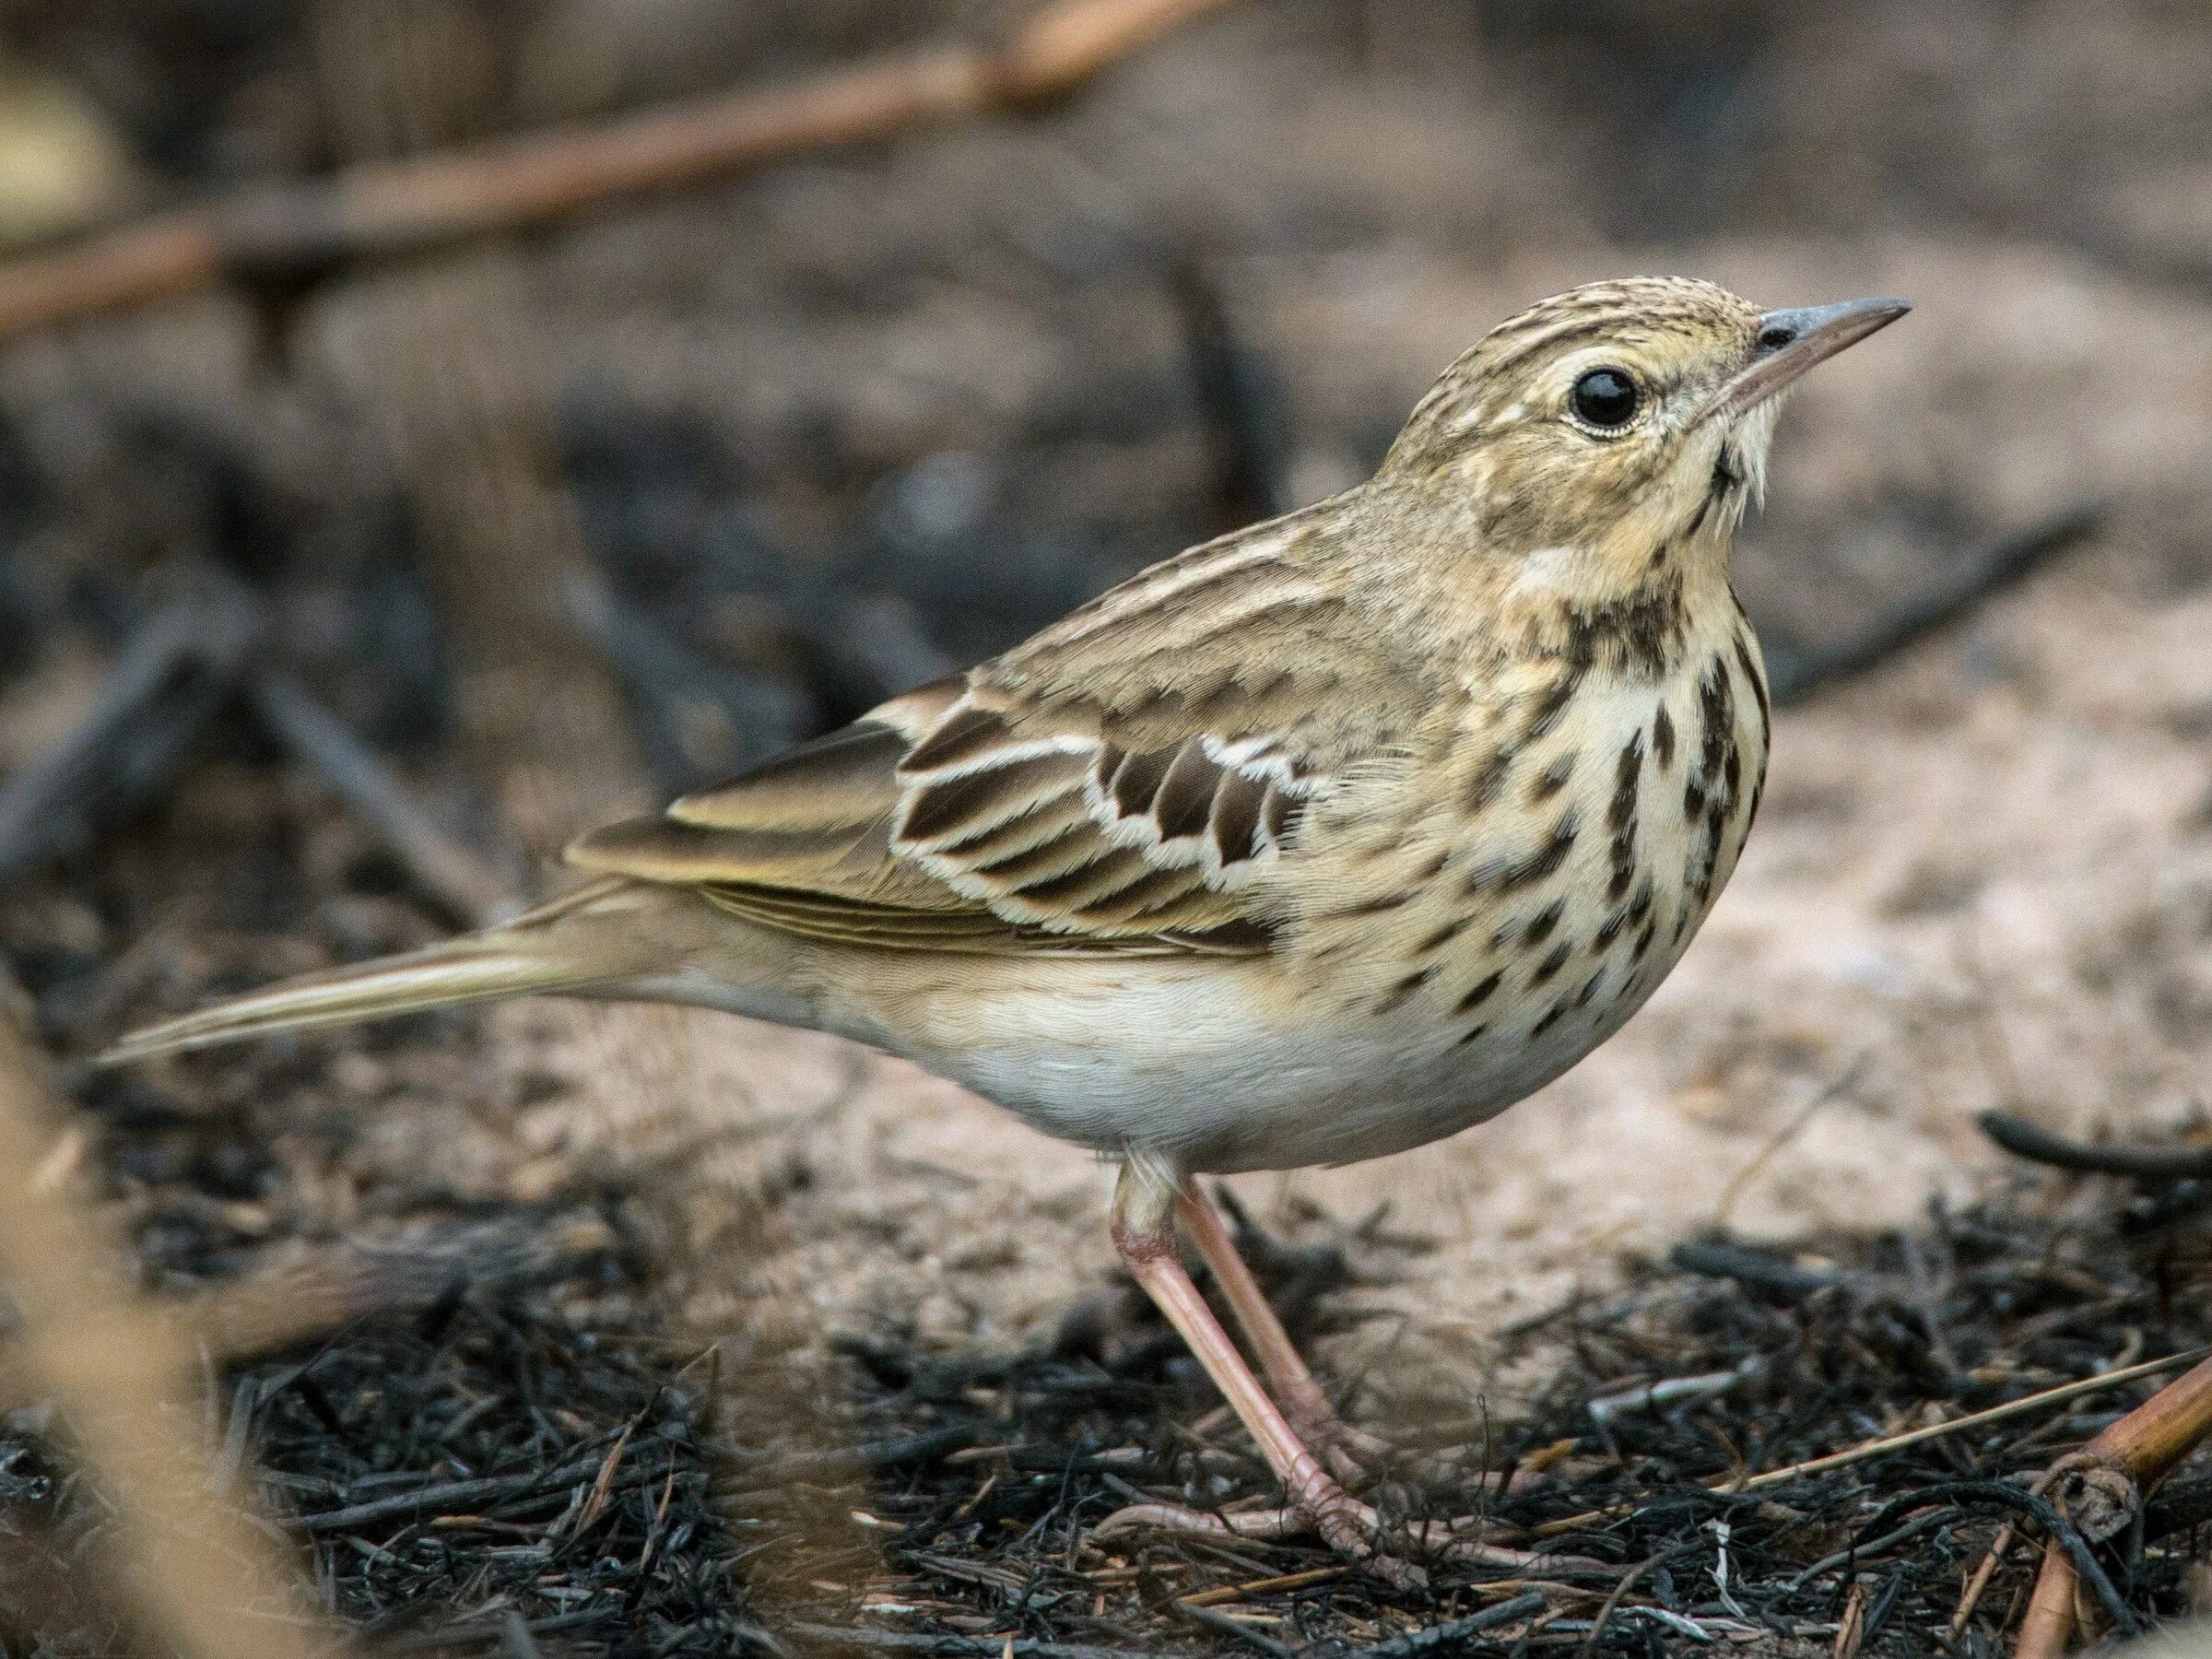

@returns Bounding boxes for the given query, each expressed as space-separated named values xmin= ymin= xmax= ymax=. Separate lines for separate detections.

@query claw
xmin=1095 ymin=1491 xmax=1426 ymax=1589
xmin=1094 ymin=1488 xmax=1605 ymax=1591
xmin=1284 ymin=1386 xmax=1548 ymax=1495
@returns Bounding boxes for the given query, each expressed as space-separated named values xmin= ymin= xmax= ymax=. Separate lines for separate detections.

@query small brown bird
xmin=106 ymin=277 xmax=1905 ymax=1578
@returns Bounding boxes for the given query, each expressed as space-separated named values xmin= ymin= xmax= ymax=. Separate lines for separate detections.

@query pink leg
xmin=1102 ymin=1164 xmax=1423 ymax=1587
xmin=1175 ymin=1180 xmax=1394 ymax=1477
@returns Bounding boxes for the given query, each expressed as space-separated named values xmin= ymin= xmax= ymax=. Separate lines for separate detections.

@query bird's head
xmin=1382 ymin=276 xmax=1908 ymax=598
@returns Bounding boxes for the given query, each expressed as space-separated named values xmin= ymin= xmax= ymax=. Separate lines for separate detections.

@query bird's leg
xmin=1099 ymin=1159 xmax=1424 ymax=1587
xmin=1173 ymin=1179 xmax=1393 ymax=1483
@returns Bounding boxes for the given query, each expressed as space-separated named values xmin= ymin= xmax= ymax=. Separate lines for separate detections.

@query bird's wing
xmin=566 ymin=512 xmax=1424 ymax=955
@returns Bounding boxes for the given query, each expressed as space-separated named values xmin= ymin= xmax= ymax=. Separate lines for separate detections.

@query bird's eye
xmin=1569 ymin=367 xmax=1641 ymax=429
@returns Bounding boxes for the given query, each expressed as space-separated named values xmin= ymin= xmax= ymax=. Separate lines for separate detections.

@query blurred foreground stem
xmin=0 ymin=977 xmax=335 ymax=1658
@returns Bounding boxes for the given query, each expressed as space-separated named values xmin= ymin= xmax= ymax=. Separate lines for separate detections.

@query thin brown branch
xmin=0 ymin=0 xmax=1251 ymax=346
xmin=2013 ymin=1547 xmax=2078 ymax=1659
xmin=2014 ymin=1355 xmax=2212 ymax=1656
xmin=0 ymin=974 xmax=335 ymax=1658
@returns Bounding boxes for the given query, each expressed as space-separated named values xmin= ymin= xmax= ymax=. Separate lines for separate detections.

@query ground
xmin=2 ymin=1 xmax=2212 ymax=1653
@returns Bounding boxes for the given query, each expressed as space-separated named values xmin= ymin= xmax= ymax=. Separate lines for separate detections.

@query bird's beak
xmin=1700 ymin=297 xmax=1911 ymax=425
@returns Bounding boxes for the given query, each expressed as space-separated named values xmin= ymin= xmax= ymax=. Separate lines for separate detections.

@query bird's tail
xmin=99 ymin=879 xmax=679 ymax=1065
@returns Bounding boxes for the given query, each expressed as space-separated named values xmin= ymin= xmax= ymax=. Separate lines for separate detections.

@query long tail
xmin=99 ymin=879 xmax=678 ymax=1065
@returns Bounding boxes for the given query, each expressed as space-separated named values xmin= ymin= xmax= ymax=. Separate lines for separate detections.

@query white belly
xmin=853 ymin=948 xmax=1666 ymax=1174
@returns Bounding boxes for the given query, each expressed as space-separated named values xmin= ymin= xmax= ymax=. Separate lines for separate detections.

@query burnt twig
xmin=1170 ymin=255 xmax=1291 ymax=532
xmin=1342 ymin=1592 xmax=1549 ymax=1658
xmin=1978 ymin=1110 xmax=2212 ymax=1182
xmin=0 ymin=580 xmax=261 ymax=884
xmin=0 ymin=0 xmax=1253 ymax=345
xmin=562 ymin=572 xmax=815 ymax=785
xmin=785 ymin=1629 xmax=1161 ymax=1659
xmin=294 ymin=1447 xmax=616 ymax=1534
xmin=1767 ymin=500 xmax=2103 ymax=704
xmin=246 ymin=672 xmax=517 ymax=927
xmin=1668 ymin=1240 xmax=1843 ymax=1299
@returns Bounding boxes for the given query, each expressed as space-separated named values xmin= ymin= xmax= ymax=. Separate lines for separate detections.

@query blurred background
xmin=1 ymin=1 xmax=2211 ymax=1653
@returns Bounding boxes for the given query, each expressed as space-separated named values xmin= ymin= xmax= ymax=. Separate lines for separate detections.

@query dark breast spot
xmin=1531 ymin=940 xmax=1572 ymax=986
xmin=1608 ymin=734 xmax=1645 ymax=833
xmin=1454 ymin=971 xmax=1503 ymax=1015
xmin=1606 ymin=733 xmax=1644 ymax=902
xmin=1523 ymin=668 xmax=1584 ymax=740
xmin=1374 ymin=965 xmax=1437 ymax=1016
xmin=1417 ymin=915 xmax=1472 ymax=953
xmin=1560 ymin=585 xmax=1685 ymax=678
xmin=1465 ymin=746 xmax=1516 ymax=813
xmin=1522 ymin=900 xmax=1565 ymax=946
xmin=1486 ymin=814 xmax=1580 ymax=894
xmin=1529 ymin=754 xmax=1575 ymax=803
xmin=1735 ymin=633 xmax=1771 ymax=735
xmin=1697 ymin=656 xmax=1736 ymax=793
xmin=1653 ymin=705 xmax=1677 ymax=769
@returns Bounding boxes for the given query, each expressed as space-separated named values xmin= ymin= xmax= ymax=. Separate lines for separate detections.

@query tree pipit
xmin=106 ymin=277 xmax=1907 ymax=1583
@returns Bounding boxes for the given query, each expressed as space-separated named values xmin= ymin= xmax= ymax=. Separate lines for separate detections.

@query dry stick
xmin=0 ymin=976 xmax=334 ymax=1659
xmin=1946 ymin=1467 xmax=2063 ymax=1641
xmin=1712 ymin=1051 xmax=1869 ymax=1228
xmin=0 ymin=582 xmax=261 ymax=882
xmin=2013 ymin=1554 xmax=2078 ymax=1659
xmin=2015 ymin=1354 xmax=2212 ymax=1659
xmin=1978 ymin=1110 xmax=2212 ymax=1182
xmin=1766 ymin=500 xmax=2104 ymax=706
xmin=0 ymin=0 xmax=1250 ymax=346
xmin=1532 ymin=1344 xmax=2212 ymax=1539
xmin=245 ymin=672 xmax=516 ymax=928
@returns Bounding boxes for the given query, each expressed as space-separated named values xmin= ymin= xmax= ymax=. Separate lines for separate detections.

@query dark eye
xmin=1570 ymin=367 xmax=1641 ymax=429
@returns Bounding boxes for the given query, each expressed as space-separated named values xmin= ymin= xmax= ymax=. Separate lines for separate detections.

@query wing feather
xmin=567 ymin=513 xmax=1418 ymax=954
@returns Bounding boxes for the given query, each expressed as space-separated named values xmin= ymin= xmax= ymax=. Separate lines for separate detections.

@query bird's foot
xmin=1277 ymin=1380 xmax=1398 ymax=1486
xmin=1096 ymin=1465 xmax=1596 ymax=1592
xmin=1280 ymin=1380 xmax=1542 ymax=1495
xmin=1096 ymin=1482 xmax=1424 ymax=1590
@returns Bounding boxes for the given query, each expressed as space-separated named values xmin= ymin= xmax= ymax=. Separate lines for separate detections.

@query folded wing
xmin=565 ymin=519 xmax=1408 ymax=957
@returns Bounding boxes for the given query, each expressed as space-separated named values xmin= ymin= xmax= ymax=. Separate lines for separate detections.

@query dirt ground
xmin=4 ymin=0 xmax=2212 ymax=1652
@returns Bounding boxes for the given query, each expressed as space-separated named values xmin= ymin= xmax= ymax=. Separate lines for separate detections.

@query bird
xmin=103 ymin=276 xmax=1907 ymax=1581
